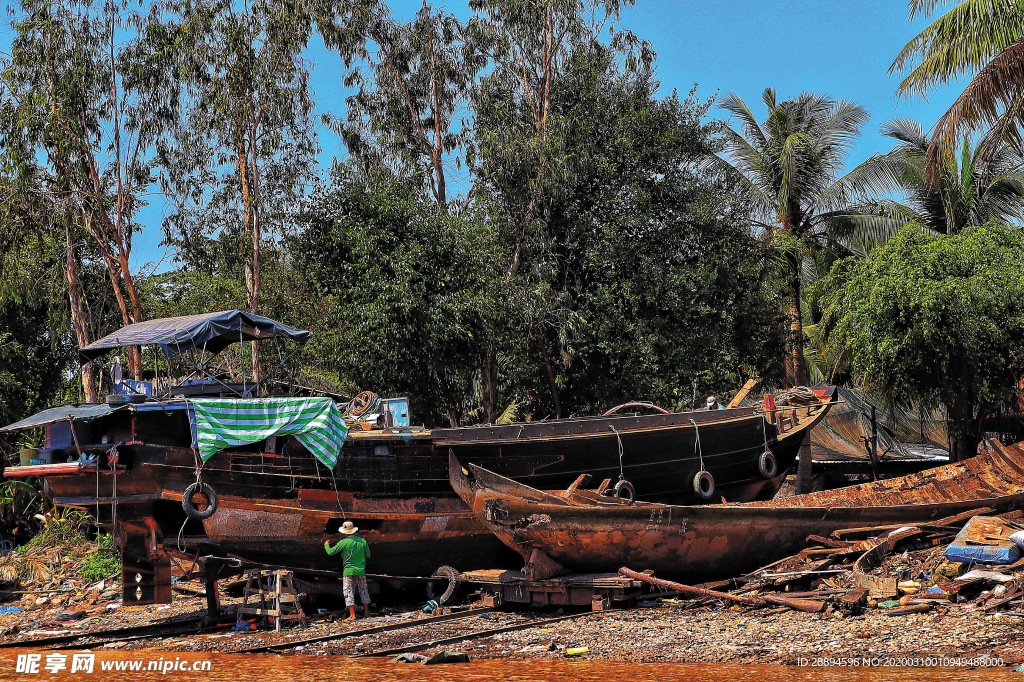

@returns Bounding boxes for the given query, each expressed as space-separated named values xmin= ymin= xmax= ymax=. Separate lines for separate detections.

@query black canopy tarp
xmin=0 ymin=404 xmax=126 ymax=432
xmin=79 ymin=310 xmax=311 ymax=360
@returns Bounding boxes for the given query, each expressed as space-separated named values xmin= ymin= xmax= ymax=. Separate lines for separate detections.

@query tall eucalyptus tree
xmin=4 ymin=0 xmax=181 ymax=380
xmin=336 ymin=1 xmax=486 ymax=208
xmin=468 ymin=0 xmax=651 ymax=422
xmin=161 ymin=0 xmax=318 ymax=384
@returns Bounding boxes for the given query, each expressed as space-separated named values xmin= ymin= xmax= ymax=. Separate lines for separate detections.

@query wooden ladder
xmin=236 ymin=569 xmax=307 ymax=632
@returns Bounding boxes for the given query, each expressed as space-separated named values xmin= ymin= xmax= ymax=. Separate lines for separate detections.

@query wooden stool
xmin=236 ymin=569 xmax=307 ymax=632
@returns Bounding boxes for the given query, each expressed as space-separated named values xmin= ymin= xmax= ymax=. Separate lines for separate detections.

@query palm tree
xmin=708 ymin=88 xmax=869 ymax=387
xmin=890 ymin=0 xmax=1024 ymax=171
xmin=832 ymin=118 xmax=1024 ymax=251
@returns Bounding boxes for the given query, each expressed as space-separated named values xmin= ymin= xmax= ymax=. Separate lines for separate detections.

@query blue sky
xmin=6 ymin=0 xmax=964 ymax=270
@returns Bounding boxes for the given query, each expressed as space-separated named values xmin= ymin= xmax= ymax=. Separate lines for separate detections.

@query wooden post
xmin=204 ymin=560 xmax=221 ymax=620
xmin=274 ymin=571 xmax=283 ymax=632
xmin=796 ymin=430 xmax=813 ymax=494
xmin=868 ymin=406 xmax=880 ymax=481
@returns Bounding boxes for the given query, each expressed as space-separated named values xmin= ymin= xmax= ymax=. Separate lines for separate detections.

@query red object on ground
xmin=764 ymin=394 xmax=776 ymax=411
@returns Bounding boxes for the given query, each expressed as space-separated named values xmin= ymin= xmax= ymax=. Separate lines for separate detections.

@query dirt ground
xmin=0 ymin=585 xmax=1020 ymax=668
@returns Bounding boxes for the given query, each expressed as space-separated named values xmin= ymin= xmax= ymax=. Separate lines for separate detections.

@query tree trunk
xmin=537 ymin=329 xmax=561 ymax=419
xmin=66 ymin=225 xmax=97 ymax=403
xmin=785 ymin=255 xmax=807 ymax=388
xmin=947 ymin=404 xmax=982 ymax=462
xmin=433 ymin=154 xmax=446 ymax=206
xmin=481 ymin=350 xmax=498 ymax=424
xmin=239 ymin=138 xmax=263 ymax=390
xmin=116 ymin=250 xmax=144 ymax=380
xmin=795 ymin=430 xmax=812 ymax=494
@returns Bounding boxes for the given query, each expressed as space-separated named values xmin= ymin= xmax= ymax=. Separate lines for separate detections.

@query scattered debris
xmin=424 ymin=651 xmax=470 ymax=664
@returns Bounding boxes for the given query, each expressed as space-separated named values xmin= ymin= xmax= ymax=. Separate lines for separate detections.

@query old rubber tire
xmin=612 ymin=479 xmax=636 ymax=505
xmin=758 ymin=451 xmax=778 ymax=479
xmin=431 ymin=565 xmax=462 ymax=605
xmin=182 ymin=482 xmax=218 ymax=521
xmin=693 ymin=471 xmax=715 ymax=500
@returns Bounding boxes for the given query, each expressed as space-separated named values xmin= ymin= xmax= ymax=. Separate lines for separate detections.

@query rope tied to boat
xmin=689 ymin=419 xmax=706 ymax=472
xmin=609 ymin=425 xmax=625 ymax=480
xmin=329 ymin=467 xmax=346 ymax=519
xmin=181 ymin=397 xmax=205 ymax=553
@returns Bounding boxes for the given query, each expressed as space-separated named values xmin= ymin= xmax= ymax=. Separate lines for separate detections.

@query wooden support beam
xmin=727 ymin=379 xmax=759 ymax=408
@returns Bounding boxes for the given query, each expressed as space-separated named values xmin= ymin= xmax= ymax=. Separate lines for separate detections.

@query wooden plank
xmin=726 ymin=379 xmax=759 ymax=409
xmin=562 ymin=474 xmax=592 ymax=498
xmin=842 ymin=587 xmax=869 ymax=608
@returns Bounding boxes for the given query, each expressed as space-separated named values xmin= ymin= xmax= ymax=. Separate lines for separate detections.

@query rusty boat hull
xmin=450 ymin=441 xmax=1024 ymax=582
xmin=4 ymin=390 xmax=835 ymax=581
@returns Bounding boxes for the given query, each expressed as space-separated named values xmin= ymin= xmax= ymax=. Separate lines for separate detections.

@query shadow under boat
xmin=449 ymin=441 xmax=1024 ymax=582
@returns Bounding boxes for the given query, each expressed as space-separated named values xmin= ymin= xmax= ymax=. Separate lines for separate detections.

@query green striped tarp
xmin=190 ymin=397 xmax=349 ymax=468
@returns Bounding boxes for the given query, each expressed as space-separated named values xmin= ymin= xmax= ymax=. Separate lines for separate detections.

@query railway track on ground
xmin=357 ymin=610 xmax=604 ymax=657
xmin=0 ymin=616 xmax=208 ymax=649
xmin=234 ymin=606 xmax=496 ymax=653
xmin=1 ymin=603 xmax=610 ymax=655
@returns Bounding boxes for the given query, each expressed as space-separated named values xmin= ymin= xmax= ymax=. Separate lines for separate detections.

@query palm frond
xmin=719 ymin=91 xmax=769 ymax=149
xmin=891 ymin=0 xmax=1024 ymax=98
xmin=928 ymin=37 xmax=1024 ymax=176
xmin=819 ymin=207 xmax=923 ymax=256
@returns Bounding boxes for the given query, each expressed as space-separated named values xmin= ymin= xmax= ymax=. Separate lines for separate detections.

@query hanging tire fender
xmin=693 ymin=471 xmax=715 ymax=500
xmin=182 ymin=482 xmax=218 ymax=521
xmin=758 ymin=450 xmax=778 ymax=479
xmin=612 ymin=479 xmax=636 ymax=505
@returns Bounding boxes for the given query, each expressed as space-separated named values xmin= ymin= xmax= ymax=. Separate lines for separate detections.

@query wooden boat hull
xmin=433 ymin=388 xmax=835 ymax=505
xmin=450 ymin=441 xmax=1024 ymax=582
xmin=5 ymin=388 xmax=835 ymax=579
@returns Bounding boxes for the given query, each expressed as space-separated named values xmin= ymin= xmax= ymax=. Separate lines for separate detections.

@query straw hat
xmin=340 ymin=521 xmax=359 ymax=535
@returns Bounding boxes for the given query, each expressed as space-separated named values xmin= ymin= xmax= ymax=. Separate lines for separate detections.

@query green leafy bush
xmin=80 ymin=535 xmax=120 ymax=583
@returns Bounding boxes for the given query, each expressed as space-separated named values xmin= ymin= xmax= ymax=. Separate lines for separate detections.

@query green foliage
xmin=297 ymin=175 xmax=499 ymax=426
xmin=476 ymin=57 xmax=784 ymax=415
xmin=0 ymin=295 xmax=74 ymax=433
xmin=26 ymin=508 xmax=93 ymax=549
xmin=80 ymin=534 xmax=121 ymax=583
xmin=816 ymin=223 xmax=1024 ymax=458
xmin=834 ymin=117 xmax=1024 ymax=252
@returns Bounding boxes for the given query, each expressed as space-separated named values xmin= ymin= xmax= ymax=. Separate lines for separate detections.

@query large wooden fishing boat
xmin=450 ymin=441 xmax=1024 ymax=582
xmin=1 ymin=311 xmax=836 ymax=602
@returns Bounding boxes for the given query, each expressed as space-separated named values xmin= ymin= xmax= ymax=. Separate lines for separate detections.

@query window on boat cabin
xmin=132 ymin=409 xmax=192 ymax=447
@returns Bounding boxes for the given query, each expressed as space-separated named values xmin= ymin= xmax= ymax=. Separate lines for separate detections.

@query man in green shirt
xmin=325 ymin=521 xmax=372 ymax=622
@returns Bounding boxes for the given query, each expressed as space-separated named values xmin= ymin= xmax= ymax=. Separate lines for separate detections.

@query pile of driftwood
xmin=622 ymin=507 xmax=1024 ymax=617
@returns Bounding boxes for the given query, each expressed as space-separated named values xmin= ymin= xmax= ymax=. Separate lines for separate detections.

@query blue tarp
xmin=944 ymin=516 xmax=1022 ymax=565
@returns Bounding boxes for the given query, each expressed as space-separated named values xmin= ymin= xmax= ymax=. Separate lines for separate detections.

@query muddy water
xmin=1 ymin=652 xmax=1017 ymax=682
